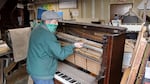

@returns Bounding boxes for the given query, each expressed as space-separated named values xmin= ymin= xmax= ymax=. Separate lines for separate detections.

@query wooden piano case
xmin=57 ymin=21 xmax=126 ymax=84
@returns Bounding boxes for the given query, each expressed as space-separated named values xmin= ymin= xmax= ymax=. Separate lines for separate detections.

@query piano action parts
xmin=55 ymin=21 xmax=126 ymax=84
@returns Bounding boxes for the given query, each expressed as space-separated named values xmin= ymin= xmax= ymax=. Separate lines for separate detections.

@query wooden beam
xmin=120 ymin=68 xmax=131 ymax=84
xmin=135 ymin=43 xmax=150 ymax=84
xmin=121 ymin=23 xmax=147 ymax=84
xmin=130 ymin=23 xmax=145 ymax=65
xmin=127 ymin=26 xmax=147 ymax=83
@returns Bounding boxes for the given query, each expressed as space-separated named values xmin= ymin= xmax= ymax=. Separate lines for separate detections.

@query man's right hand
xmin=74 ymin=42 xmax=84 ymax=48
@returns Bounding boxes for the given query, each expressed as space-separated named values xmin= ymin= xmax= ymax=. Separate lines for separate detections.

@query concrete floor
xmin=3 ymin=65 xmax=29 ymax=84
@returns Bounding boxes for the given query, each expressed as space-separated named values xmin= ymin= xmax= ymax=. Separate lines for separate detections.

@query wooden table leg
xmin=0 ymin=59 xmax=4 ymax=84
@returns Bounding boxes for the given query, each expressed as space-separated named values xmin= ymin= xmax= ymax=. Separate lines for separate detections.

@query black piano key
xmin=69 ymin=79 xmax=77 ymax=83
xmin=58 ymin=73 xmax=64 ymax=76
xmin=63 ymin=76 xmax=69 ymax=80
xmin=61 ymin=75 xmax=68 ymax=79
xmin=75 ymin=82 xmax=81 ymax=84
xmin=55 ymin=71 xmax=61 ymax=74
xmin=65 ymin=77 xmax=72 ymax=81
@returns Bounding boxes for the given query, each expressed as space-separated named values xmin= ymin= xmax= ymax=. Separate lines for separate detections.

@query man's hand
xmin=74 ymin=42 xmax=84 ymax=48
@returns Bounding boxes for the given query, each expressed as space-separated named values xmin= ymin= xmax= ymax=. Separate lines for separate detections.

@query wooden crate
xmin=75 ymin=53 xmax=87 ymax=69
xmin=87 ymin=58 xmax=101 ymax=75
xmin=66 ymin=54 xmax=75 ymax=64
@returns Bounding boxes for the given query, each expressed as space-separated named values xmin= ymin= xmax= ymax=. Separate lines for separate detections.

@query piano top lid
xmin=59 ymin=21 xmax=127 ymax=34
xmin=59 ymin=21 xmax=127 ymax=30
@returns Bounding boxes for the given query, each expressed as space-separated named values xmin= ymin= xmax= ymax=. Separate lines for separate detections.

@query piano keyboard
xmin=54 ymin=62 xmax=97 ymax=84
xmin=55 ymin=71 xmax=81 ymax=84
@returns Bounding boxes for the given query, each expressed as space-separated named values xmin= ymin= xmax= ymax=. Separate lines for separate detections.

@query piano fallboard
xmin=55 ymin=62 xmax=97 ymax=84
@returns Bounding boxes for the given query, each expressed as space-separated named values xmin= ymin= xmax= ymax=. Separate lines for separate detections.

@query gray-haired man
xmin=26 ymin=10 xmax=83 ymax=84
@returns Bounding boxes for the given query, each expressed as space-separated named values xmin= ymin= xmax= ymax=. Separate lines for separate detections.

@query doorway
xmin=110 ymin=3 xmax=133 ymax=21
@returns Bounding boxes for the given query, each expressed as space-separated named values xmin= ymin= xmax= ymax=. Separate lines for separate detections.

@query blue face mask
xmin=46 ymin=24 xmax=58 ymax=33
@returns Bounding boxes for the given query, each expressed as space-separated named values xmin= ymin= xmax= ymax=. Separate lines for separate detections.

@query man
xmin=114 ymin=14 xmax=120 ymax=20
xmin=26 ymin=10 xmax=83 ymax=84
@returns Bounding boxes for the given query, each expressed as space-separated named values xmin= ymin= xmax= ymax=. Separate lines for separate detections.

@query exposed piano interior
xmin=54 ymin=21 xmax=127 ymax=84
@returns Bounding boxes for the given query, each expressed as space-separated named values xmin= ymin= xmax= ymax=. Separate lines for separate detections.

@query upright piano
xmin=54 ymin=21 xmax=127 ymax=84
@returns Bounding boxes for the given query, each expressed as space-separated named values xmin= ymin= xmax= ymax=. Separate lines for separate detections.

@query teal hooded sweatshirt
xmin=27 ymin=24 xmax=75 ymax=79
